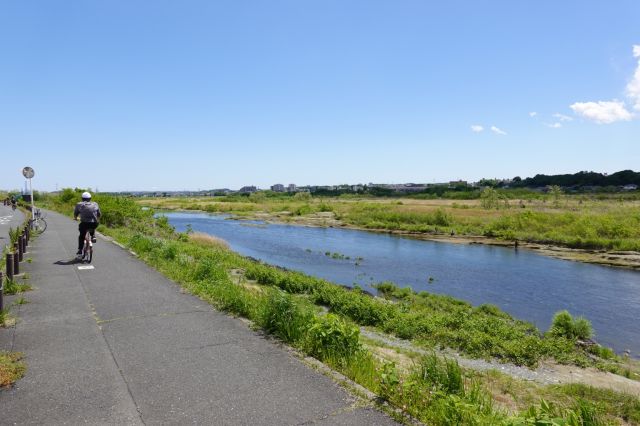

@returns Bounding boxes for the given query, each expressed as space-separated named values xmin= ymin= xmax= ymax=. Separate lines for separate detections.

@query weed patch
xmin=0 ymin=351 xmax=26 ymax=387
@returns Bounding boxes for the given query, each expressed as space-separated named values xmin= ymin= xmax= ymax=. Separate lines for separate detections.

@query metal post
xmin=13 ymin=247 xmax=19 ymax=275
xmin=29 ymin=177 xmax=35 ymax=223
xmin=18 ymin=237 xmax=24 ymax=261
xmin=5 ymin=253 xmax=13 ymax=281
xmin=0 ymin=271 xmax=3 ymax=311
xmin=21 ymin=234 xmax=27 ymax=254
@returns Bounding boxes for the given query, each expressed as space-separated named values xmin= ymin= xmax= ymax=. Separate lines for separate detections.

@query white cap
xmin=82 ymin=191 xmax=92 ymax=199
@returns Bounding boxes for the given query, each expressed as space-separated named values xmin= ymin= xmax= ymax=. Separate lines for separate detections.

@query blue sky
xmin=1 ymin=1 xmax=639 ymax=192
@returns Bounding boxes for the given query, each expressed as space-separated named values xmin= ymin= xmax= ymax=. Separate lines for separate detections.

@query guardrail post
xmin=5 ymin=253 xmax=13 ymax=281
xmin=0 ymin=271 xmax=4 ymax=311
xmin=13 ymin=245 xmax=20 ymax=274
xmin=18 ymin=238 xmax=24 ymax=262
xmin=21 ymin=234 xmax=27 ymax=253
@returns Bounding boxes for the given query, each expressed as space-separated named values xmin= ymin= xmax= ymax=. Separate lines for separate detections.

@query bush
xmin=293 ymin=192 xmax=311 ymax=201
xmin=59 ymin=188 xmax=76 ymax=203
xmin=193 ymin=257 xmax=228 ymax=283
xmin=304 ymin=314 xmax=361 ymax=363
xmin=259 ymin=290 xmax=313 ymax=344
xmin=549 ymin=310 xmax=594 ymax=340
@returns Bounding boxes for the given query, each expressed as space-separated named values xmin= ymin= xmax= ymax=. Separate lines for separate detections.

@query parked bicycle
xmin=31 ymin=208 xmax=47 ymax=233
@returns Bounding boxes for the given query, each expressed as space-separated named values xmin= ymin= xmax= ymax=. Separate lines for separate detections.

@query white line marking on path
xmin=77 ymin=265 xmax=95 ymax=270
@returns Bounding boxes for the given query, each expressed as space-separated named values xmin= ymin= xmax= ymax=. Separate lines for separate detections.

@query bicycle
xmin=77 ymin=228 xmax=93 ymax=263
xmin=31 ymin=208 xmax=47 ymax=233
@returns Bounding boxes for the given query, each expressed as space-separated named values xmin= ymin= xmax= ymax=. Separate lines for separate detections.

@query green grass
xmin=0 ymin=308 xmax=11 ymax=327
xmin=3 ymin=279 xmax=32 ymax=295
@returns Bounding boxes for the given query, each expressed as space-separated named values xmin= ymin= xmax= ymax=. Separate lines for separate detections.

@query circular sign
xmin=22 ymin=166 xmax=35 ymax=179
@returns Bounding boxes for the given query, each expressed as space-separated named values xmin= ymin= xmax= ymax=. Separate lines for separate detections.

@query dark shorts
xmin=78 ymin=222 xmax=98 ymax=249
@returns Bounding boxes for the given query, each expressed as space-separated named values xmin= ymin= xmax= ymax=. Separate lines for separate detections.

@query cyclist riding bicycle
xmin=74 ymin=192 xmax=101 ymax=256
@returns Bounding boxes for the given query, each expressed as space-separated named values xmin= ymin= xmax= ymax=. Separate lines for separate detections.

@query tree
xmin=548 ymin=185 xmax=563 ymax=208
xmin=480 ymin=187 xmax=502 ymax=209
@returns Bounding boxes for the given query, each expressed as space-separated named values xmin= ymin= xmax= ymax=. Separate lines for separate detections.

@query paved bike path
xmin=0 ymin=210 xmax=396 ymax=425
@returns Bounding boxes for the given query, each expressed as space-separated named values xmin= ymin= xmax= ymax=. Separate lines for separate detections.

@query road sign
xmin=22 ymin=167 xmax=35 ymax=179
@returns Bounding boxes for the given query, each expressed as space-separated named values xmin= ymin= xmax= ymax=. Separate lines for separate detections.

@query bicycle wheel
xmin=87 ymin=247 xmax=93 ymax=263
xmin=33 ymin=218 xmax=47 ymax=233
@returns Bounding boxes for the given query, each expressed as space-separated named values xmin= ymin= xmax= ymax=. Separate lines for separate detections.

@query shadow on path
xmin=54 ymin=259 xmax=80 ymax=266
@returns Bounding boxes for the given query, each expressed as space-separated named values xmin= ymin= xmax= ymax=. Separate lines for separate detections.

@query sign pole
xmin=29 ymin=178 xmax=35 ymax=220
xmin=21 ymin=167 xmax=36 ymax=221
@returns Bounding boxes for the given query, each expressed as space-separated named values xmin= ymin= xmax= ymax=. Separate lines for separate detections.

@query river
xmin=162 ymin=211 xmax=640 ymax=356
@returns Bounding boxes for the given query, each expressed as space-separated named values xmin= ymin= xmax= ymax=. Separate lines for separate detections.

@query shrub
xmin=193 ymin=257 xmax=228 ymax=282
xmin=259 ymin=290 xmax=313 ymax=344
xmin=293 ymin=192 xmax=311 ymax=201
xmin=57 ymin=188 xmax=76 ymax=203
xmin=549 ymin=310 xmax=594 ymax=340
xmin=304 ymin=314 xmax=361 ymax=363
xmin=160 ymin=242 xmax=178 ymax=260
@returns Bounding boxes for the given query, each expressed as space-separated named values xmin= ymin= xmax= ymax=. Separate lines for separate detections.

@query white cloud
xmin=490 ymin=126 xmax=507 ymax=135
xmin=569 ymin=45 xmax=640 ymax=123
xmin=553 ymin=113 xmax=573 ymax=122
xmin=570 ymin=100 xmax=633 ymax=124
xmin=546 ymin=122 xmax=562 ymax=128
xmin=626 ymin=44 xmax=640 ymax=110
xmin=529 ymin=111 xmax=538 ymax=117
xmin=470 ymin=125 xmax=484 ymax=133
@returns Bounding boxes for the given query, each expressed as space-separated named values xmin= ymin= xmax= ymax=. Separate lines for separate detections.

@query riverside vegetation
xmin=42 ymin=189 xmax=640 ymax=425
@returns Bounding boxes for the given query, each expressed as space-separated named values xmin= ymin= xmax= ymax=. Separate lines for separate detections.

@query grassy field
xmin=42 ymin=189 xmax=640 ymax=425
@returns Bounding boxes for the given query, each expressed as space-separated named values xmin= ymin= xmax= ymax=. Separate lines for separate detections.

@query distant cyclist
xmin=10 ymin=195 xmax=17 ymax=210
xmin=74 ymin=192 xmax=101 ymax=255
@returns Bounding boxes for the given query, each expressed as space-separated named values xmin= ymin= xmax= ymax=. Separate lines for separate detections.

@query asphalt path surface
xmin=0 ymin=210 xmax=397 ymax=425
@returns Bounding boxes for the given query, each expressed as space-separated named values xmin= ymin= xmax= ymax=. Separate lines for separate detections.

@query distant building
xmin=287 ymin=184 xmax=297 ymax=193
xmin=239 ymin=186 xmax=258 ymax=193
xmin=622 ymin=184 xmax=638 ymax=191
xmin=449 ymin=180 xmax=468 ymax=188
xmin=271 ymin=184 xmax=285 ymax=192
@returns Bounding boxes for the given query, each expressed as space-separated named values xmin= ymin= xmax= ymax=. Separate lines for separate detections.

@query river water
xmin=162 ymin=212 xmax=640 ymax=356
